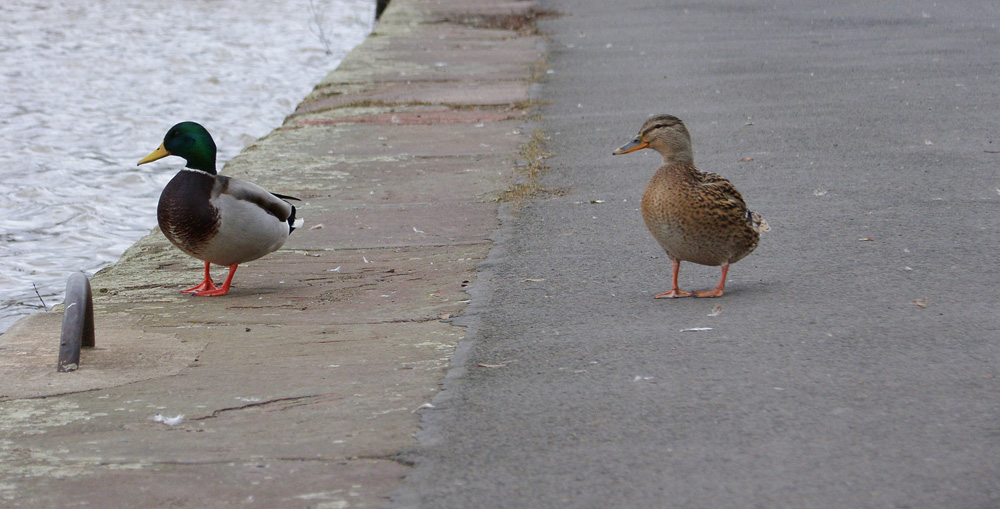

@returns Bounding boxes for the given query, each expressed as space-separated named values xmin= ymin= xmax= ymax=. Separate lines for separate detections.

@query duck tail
xmin=275 ymin=193 xmax=303 ymax=233
xmin=749 ymin=210 xmax=770 ymax=234
xmin=288 ymin=205 xmax=304 ymax=233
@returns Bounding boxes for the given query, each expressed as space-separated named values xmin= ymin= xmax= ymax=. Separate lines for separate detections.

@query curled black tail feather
xmin=271 ymin=192 xmax=302 ymax=233
xmin=288 ymin=204 xmax=299 ymax=233
xmin=273 ymin=192 xmax=301 ymax=202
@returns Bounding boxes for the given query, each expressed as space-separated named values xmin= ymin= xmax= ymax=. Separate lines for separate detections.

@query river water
xmin=0 ymin=0 xmax=375 ymax=332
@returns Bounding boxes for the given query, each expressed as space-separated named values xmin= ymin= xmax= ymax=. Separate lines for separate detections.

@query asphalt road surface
xmin=394 ymin=0 xmax=1000 ymax=506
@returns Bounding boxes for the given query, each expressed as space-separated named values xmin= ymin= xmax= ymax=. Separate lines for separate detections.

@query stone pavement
xmin=0 ymin=0 xmax=543 ymax=506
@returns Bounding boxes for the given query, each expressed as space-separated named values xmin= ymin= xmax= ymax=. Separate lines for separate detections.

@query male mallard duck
xmin=137 ymin=121 xmax=301 ymax=296
xmin=613 ymin=114 xmax=768 ymax=298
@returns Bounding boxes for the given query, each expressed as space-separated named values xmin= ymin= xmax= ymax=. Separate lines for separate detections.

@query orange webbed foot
xmin=692 ymin=264 xmax=730 ymax=298
xmin=693 ymin=289 xmax=724 ymax=298
xmin=190 ymin=264 xmax=238 ymax=297
xmin=655 ymin=260 xmax=693 ymax=299
xmin=192 ymin=286 xmax=231 ymax=297
xmin=654 ymin=289 xmax=692 ymax=299
xmin=182 ymin=261 xmax=217 ymax=293
xmin=182 ymin=280 xmax=218 ymax=293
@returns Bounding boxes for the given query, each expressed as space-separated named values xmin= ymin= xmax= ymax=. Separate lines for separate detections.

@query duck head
xmin=613 ymin=114 xmax=694 ymax=165
xmin=138 ymin=121 xmax=217 ymax=173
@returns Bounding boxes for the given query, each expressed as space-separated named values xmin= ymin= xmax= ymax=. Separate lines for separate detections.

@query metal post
xmin=58 ymin=273 xmax=94 ymax=372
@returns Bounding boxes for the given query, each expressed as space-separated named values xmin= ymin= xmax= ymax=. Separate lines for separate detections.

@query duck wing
xmin=214 ymin=175 xmax=294 ymax=222
xmin=698 ymin=172 xmax=769 ymax=233
xmin=698 ymin=172 xmax=748 ymax=211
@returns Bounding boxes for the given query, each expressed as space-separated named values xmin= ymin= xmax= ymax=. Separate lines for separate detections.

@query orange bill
xmin=613 ymin=138 xmax=649 ymax=155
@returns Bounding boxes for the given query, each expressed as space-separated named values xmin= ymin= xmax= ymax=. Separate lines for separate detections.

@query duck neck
xmin=662 ymin=149 xmax=693 ymax=165
xmin=184 ymin=151 xmax=217 ymax=175
xmin=175 ymin=134 xmax=217 ymax=174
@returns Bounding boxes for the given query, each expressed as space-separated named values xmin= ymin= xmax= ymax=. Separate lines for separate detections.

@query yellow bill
xmin=137 ymin=143 xmax=171 ymax=166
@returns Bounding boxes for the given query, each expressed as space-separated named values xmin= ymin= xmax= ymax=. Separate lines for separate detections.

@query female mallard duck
xmin=613 ymin=114 xmax=768 ymax=298
xmin=137 ymin=121 xmax=301 ymax=296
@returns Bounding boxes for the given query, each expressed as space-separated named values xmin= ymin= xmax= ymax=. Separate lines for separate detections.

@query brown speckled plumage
xmin=614 ymin=114 xmax=768 ymax=298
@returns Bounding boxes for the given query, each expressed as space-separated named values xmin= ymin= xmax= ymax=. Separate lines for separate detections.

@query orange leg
xmin=193 ymin=264 xmax=239 ymax=297
xmin=694 ymin=263 xmax=729 ymax=298
xmin=181 ymin=261 xmax=218 ymax=294
xmin=654 ymin=259 xmax=692 ymax=299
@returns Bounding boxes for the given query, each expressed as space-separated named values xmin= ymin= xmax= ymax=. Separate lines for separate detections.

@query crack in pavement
xmin=190 ymin=395 xmax=321 ymax=421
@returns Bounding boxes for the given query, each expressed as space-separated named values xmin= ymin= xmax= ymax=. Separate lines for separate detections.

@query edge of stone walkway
xmin=0 ymin=0 xmax=544 ymax=506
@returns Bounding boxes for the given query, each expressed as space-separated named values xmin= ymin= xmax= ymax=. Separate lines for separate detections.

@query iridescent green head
xmin=137 ymin=121 xmax=217 ymax=173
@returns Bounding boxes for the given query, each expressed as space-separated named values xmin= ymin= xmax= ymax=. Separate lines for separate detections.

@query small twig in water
xmin=32 ymin=283 xmax=48 ymax=311
xmin=308 ymin=0 xmax=333 ymax=55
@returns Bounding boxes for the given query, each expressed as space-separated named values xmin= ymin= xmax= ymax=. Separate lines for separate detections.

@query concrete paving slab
xmin=293 ymin=105 xmax=528 ymax=126
xmin=289 ymin=204 xmax=499 ymax=250
xmin=318 ymin=16 xmax=539 ymax=87
xmin=88 ymin=243 xmax=484 ymax=325
xmin=0 ymin=312 xmax=200 ymax=400
xmin=8 ymin=460 xmax=408 ymax=508
xmin=299 ymin=81 xmax=533 ymax=114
